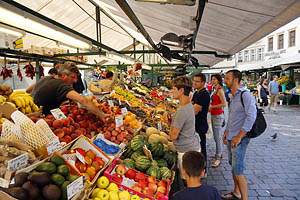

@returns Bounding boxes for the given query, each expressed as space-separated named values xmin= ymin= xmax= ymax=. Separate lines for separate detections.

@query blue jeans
xmin=227 ymin=136 xmax=250 ymax=175
xmin=211 ymin=114 xmax=224 ymax=159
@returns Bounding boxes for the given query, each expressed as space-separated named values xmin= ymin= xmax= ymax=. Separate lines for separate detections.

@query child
xmin=173 ymin=151 xmax=221 ymax=200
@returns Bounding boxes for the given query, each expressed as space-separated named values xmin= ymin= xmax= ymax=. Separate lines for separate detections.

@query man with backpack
xmin=221 ymin=70 xmax=257 ymax=200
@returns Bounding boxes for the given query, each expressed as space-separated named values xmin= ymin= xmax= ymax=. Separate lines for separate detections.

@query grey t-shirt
xmin=172 ymin=103 xmax=200 ymax=153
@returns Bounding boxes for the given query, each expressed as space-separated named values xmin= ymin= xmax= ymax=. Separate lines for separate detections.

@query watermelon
xmin=131 ymin=135 xmax=148 ymax=151
xmin=160 ymin=167 xmax=172 ymax=180
xmin=163 ymin=150 xmax=177 ymax=166
xmin=123 ymin=158 xmax=136 ymax=169
xmin=131 ymin=151 xmax=144 ymax=161
xmin=149 ymin=142 xmax=164 ymax=157
xmin=122 ymin=146 xmax=134 ymax=159
xmin=135 ymin=156 xmax=151 ymax=171
xmin=146 ymin=165 xmax=161 ymax=180
xmin=157 ymin=159 xmax=168 ymax=168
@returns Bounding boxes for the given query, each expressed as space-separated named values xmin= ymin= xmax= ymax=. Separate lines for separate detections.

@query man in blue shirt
xmin=268 ymin=75 xmax=279 ymax=112
xmin=221 ymin=70 xmax=257 ymax=200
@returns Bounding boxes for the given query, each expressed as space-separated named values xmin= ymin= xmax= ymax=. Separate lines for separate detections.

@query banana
xmin=22 ymin=96 xmax=29 ymax=106
xmin=32 ymin=104 xmax=39 ymax=112
xmin=6 ymin=102 xmax=17 ymax=109
xmin=9 ymin=91 xmax=25 ymax=101
xmin=20 ymin=107 xmax=26 ymax=114
xmin=25 ymin=106 xmax=32 ymax=114
xmin=13 ymin=98 xmax=23 ymax=108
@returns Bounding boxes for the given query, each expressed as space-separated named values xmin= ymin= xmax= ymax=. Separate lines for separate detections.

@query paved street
xmin=203 ymin=105 xmax=300 ymax=200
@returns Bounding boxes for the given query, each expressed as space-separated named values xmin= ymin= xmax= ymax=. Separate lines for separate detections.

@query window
xmin=268 ymin=37 xmax=273 ymax=51
xmin=289 ymin=30 xmax=296 ymax=47
xmin=278 ymin=34 xmax=284 ymax=49
xmin=250 ymin=49 xmax=256 ymax=61
xmin=238 ymin=52 xmax=243 ymax=62
xmin=244 ymin=50 xmax=249 ymax=62
xmin=257 ymin=48 xmax=264 ymax=61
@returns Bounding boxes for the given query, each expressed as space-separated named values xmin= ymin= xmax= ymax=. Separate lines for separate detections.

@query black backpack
xmin=240 ymin=90 xmax=267 ymax=138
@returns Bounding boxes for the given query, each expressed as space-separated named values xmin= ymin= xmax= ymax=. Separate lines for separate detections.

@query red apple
xmin=125 ymin=169 xmax=136 ymax=179
xmin=143 ymin=187 xmax=154 ymax=197
xmin=84 ymin=156 xmax=93 ymax=165
xmin=148 ymin=182 xmax=157 ymax=192
xmin=157 ymin=180 xmax=167 ymax=188
xmin=147 ymin=176 xmax=156 ymax=184
xmin=75 ymin=161 xmax=86 ymax=173
xmin=117 ymin=134 xmax=124 ymax=142
xmin=132 ymin=184 xmax=142 ymax=192
xmin=79 ymin=121 xmax=88 ymax=128
xmin=157 ymin=186 xmax=166 ymax=194
xmin=138 ymin=179 xmax=148 ymax=188
xmin=155 ymin=191 xmax=165 ymax=198
xmin=115 ymin=164 xmax=126 ymax=176
xmin=111 ymin=173 xmax=123 ymax=184
xmin=86 ymin=150 xmax=96 ymax=160
xmin=104 ymin=131 xmax=111 ymax=140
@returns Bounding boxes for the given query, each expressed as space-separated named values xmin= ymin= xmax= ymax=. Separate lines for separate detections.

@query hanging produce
xmin=23 ymin=60 xmax=35 ymax=80
xmin=0 ymin=57 xmax=13 ymax=80
xmin=17 ymin=58 xmax=23 ymax=81
xmin=39 ymin=62 xmax=44 ymax=77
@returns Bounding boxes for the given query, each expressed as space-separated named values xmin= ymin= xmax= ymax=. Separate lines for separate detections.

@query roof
xmin=7 ymin=0 xmax=300 ymax=66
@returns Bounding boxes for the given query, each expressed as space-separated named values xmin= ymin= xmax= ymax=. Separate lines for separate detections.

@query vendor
xmin=31 ymin=62 xmax=108 ymax=121
xmin=98 ymin=71 xmax=114 ymax=92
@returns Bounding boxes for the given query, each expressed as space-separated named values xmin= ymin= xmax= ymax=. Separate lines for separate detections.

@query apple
xmin=143 ymin=187 xmax=154 ymax=197
xmin=148 ymin=182 xmax=157 ymax=192
xmin=75 ymin=148 xmax=86 ymax=156
xmin=111 ymin=173 xmax=123 ymax=184
xmin=115 ymin=164 xmax=126 ymax=176
xmin=106 ymin=183 xmax=119 ymax=193
xmin=109 ymin=191 xmax=119 ymax=200
xmin=157 ymin=186 xmax=166 ymax=194
xmin=130 ymin=195 xmax=141 ymax=200
xmin=119 ymin=191 xmax=130 ymax=200
xmin=125 ymin=169 xmax=136 ymax=179
xmin=75 ymin=161 xmax=86 ymax=173
xmin=132 ymin=184 xmax=142 ymax=192
xmin=104 ymin=131 xmax=111 ymax=140
xmin=86 ymin=166 xmax=96 ymax=180
xmin=85 ymin=156 xmax=93 ymax=165
xmin=147 ymin=176 xmax=156 ymax=184
xmin=96 ymin=189 xmax=109 ymax=200
xmin=91 ymin=188 xmax=102 ymax=198
xmin=97 ymin=176 xmax=109 ymax=189
xmin=135 ymin=172 xmax=147 ymax=182
xmin=138 ymin=180 xmax=147 ymax=188
xmin=157 ymin=180 xmax=167 ymax=188
xmin=86 ymin=150 xmax=96 ymax=160
xmin=155 ymin=191 xmax=165 ymax=198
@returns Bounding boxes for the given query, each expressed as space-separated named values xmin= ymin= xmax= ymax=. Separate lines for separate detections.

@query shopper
xmin=173 ymin=151 xmax=221 ymax=200
xmin=99 ymin=71 xmax=114 ymax=92
xmin=163 ymin=76 xmax=200 ymax=180
xmin=192 ymin=73 xmax=210 ymax=171
xmin=268 ymin=75 xmax=279 ymax=112
xmin=32 ymin=62 xmax=109 ymax=121
xmin=145 ymin=77 xmax=152 ymax=88
xmin=209 ymin=74 xmax=226 ymax=168
xmin=221 ymin=70 xmax=256 ymax=200
xmin=257 ymin=78 xmax=268 ymax=110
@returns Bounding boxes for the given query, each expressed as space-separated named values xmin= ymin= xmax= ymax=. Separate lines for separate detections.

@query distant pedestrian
xmin=268 ymin=75 xmax=279 ymax=112
xmin=257 ymin=78 xmax=269 ymax=110
xmin=221 ymin=70 xmax=256 ymax=200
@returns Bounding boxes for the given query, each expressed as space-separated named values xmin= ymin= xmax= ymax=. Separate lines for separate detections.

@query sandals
xmin=210 ymin=154 xmax=223 ymax=159
xmin=221 ymin=192 xmax=241 ymax=200
xmin=212 ymin=159 xmax=221 ymax=168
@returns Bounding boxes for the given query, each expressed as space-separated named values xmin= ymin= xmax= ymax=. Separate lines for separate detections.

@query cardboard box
xmin=28 ymin=45 xmax=43 ymax=55
xmin=42 ymin=47 xmax=53 ymax=56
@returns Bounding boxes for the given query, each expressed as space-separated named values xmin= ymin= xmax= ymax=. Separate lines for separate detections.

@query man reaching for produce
xmin=32 ymin=62 xmax=108 ymax=121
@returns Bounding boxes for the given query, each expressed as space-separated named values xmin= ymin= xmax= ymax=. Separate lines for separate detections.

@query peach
xmin=52 ymin=120 xmax=63 ymax=129
xmin=44 ymin=118 xmax=53 ymax=127
xmin=70 ymin=133 xmax=78 ymax=140
xmin=79 ymin=121 xmax=88 ymax=128
xmin=61 ymin=118 xmax=70 ymax=127
xmin=46 ymin=114 xmax=54 ymax=120
xmin=64 ymin=135 xmax=72 ymax=143
xmin=104 ymin=132 xmax=111 ymax=140
xmin=54 ymin=128 xmax=64 ymax=138
xmin=62 ymin=127 xmax=70 ymax=135
xmin=117 ymin=135 xmax=124 ymax=142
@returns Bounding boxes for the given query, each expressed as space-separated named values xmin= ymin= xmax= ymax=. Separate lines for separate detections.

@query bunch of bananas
xmin=0 ymin=85 xmax=13 ymax=98
xmin=0 ymin=95 xmax=7 ymax=104
xmin=8 ymin=91 xmax=39 ymax=114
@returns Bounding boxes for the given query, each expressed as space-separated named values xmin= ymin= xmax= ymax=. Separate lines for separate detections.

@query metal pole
xmin=152 ymin=66 xmax=154 ymax=86
xmin=35 ymin=57 xmax=40 ymax=81
xmin=96 ymin=6 xmax=102 ymax=51
xmin=142 ymin=45 xmax=145 ymax=63
xmin=133 ymin=38 xmax=136 ymax=60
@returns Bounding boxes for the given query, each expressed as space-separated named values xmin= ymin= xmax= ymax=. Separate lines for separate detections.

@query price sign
xmin=50 ymin=108 xmax=66 ymax=120
xmin=67 ymin=176 xmax=84 ymax=200
xmin=46 ymin=137 xmax=62 ymax=155
xmin=158 ymin=121 xmax=162 ymax=132
xmin=143 ymin=145 xmax=153 ymax=161
xmin=115 ymin=115 xmax=123 ymax=128
xmin=108 ymin=100 xmax=114 ymax=107
xmin=7 ymin=153 xmax=28 ymax=171
xmin=0 ymin=178 xmax=9 ymax=188
xmin=119 ymin=98 xmax=121 ymax=105
xmin=126 ymin=100 xmax=131 ymax=106
xmin=76 ymin=151 xmax=85 ymax=164
xmin=121 ymin=107 xmax=128 ymax=116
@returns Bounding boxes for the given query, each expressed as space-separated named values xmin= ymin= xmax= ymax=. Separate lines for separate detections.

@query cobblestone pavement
xmin=202 ymin=105 xmax=300 ymax=200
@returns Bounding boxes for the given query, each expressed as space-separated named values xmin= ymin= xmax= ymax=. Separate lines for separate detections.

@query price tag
xmin=115 ymin=115 xmax=123 ymax=128
xmin=125 ymin=85 xmax=129 ymax=90
xmin=46 ymin=137 xmax=62 ymax=155
xmin=126 ymin=100 xmax=131 ymax=106
xmin=76 ymin=151 xmax=85 ymax=164
xmin=110 ymin=90 xmax=116 ymax=95
xmin=121 ymin=107 xmax=128 ymax=116
xmin=7 ymin=153 xmax=28 ymax=171
xmin=50 ymin=108 xmax=67 ymax=120
xmin=100 ymin=95 xmax=105 ymax=101
xmin=158 ymin=121 xmax=162 ymax=132
xmin=67 ymin=176 xmax=84 ymax=200
xmin=0 ymin=178 xmax=9 ymax=188
xmin=108 ymin=100 xmax=114 ymax=107
xmin=143 ymin=145 xmax=153 ymax=161
xmin=119 ymin=98 xmax=121 ymax=105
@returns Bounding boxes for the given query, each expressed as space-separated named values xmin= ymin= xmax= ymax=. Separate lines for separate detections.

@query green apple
xmin=97 ymin=176 xmax=110 ymax=189
xmin=107 ymin=183 xmax=119 ymax=193
xmin=109 ymin=191 xmax=119 ymax=200
xmin=130 ymin=195 xmax=141 ymax=200
xmin=119 ymin=190 xmax=131 ymax=200
xmin=96 ymin=189 xmax=110 ymax=200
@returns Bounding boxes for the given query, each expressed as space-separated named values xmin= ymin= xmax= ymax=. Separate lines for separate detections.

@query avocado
xmin=1 ymin=187 xmax=29 ymax=200
xmin=22 ymin=181 xmax=41 ymax=200
xmin=50 ymin=155 xmax=65 ymax=166
xmin=51 ymin=173 xmax=65 ymax=186
xmin=28 ymin=172 xmax=51 ymax=186
xmin=60 ymin=181 xmax=70 ymax=200
xmin=57 ymin=165 xmax=70 ymax=177
xmin=42 ymin=184 xmax=61 ymax=200
xmin=9 ymin=172 xmax=29 ymax=187
xmin=36 ymin=162 xmax=57 ymax=174
xmin=66 ymin=173 xmax=80 ymax=182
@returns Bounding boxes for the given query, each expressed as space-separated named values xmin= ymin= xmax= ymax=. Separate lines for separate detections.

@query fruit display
xmin=8 ymin=91 xmax=40 ymax=114
xmin=114 ymin=86 xmax=143 ymax=106
xmin=0 ymin=85 xmax=13 ymax=99
xmin=23 ymin=62 xmax=35 ymax=80
xmin=1 ymin=154 xmax=80 ymax=200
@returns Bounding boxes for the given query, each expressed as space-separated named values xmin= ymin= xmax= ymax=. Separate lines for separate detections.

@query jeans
xmin=198 ymin=132 xmax=207 ymax=164
xmin=227 ymin=136 xmax=250 ymax=175
xmin=211 ymin=114 xmax=224 ymax=159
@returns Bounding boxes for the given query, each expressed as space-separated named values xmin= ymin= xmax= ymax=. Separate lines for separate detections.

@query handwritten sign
xmin=121 ymin=107 xmax=128 ymax=116
xmin=0 ymin=178 xmax=9 ymax=188
xmin=46 ymin=137 xmax=62 ymax=155
xmin=158 ymin=121 xmax=162 ymax=132
xmin=67 ymin=176 xmax=83 ymax=200
xmin=7 ymin=153 xmax=28 ymax=171
xmin=143 ymin=145 xmax=153 ymax=161
xmin=76 ymin=151 xmax=85 ymax=164
xmin=115 ymin=115 xmax=123 ymax=128
xmin=50 ymin=108 xmax=66 ymax=120
xmin=108 ymin=100 xmax=114 ymax=107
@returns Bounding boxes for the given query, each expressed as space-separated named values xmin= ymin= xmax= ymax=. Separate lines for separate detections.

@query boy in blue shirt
xmin=173 ymin=151 xmax=221 ymax=200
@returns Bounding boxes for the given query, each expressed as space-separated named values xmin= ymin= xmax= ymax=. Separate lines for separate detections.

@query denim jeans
xmin=227 ymin=136 xmax=250 ymax=175
xmin=211 ymin=114 xmax=224 ymax=159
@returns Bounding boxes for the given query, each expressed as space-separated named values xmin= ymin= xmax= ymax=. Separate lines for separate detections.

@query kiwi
xmin=22 ymin=181 xmax=41 ymax=200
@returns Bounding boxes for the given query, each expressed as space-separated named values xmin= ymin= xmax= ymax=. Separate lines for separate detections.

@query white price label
xmin=115 ymin=115 xmax=123 ymax=128
xmin=100 ymin=96 xmax=105 ymax=101
xmin=50 ymin=108 xmax=67 ymax=120
xmin=158 ymin=121 xmax=162 ymax=132
xmin=126 ymin=100 xmax=131 ymax=106
xmin=110 ymin=90 xmax=116 ymax=95
xmin=76 ymin=151 xmax=85 ymax=164
xmin=46 ymin=137 xmax=62 ymax=155
xmin=125 ymin=85 xmax=129 ymax=90
xmin=67 ymin=176 xmax=84 ymax=200
xmin=0 ymin=178 xmax=9 ymax=188
xmin=108 ymin=100 xmax=114 ymax=107
xmin=7 ymin=153 xmax=28 ymax=171
xmin=119 ymin=98 xmax=121 ymax=105
xmin=121 ymin=107 xmax=128 ymax=116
